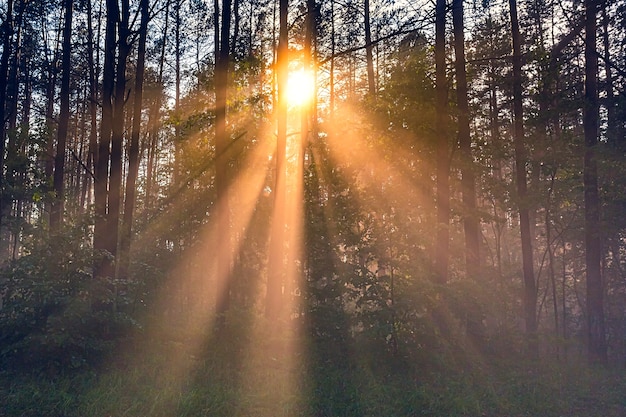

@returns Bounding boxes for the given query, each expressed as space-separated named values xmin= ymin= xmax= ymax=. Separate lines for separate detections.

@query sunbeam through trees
xmin=1 ymin=0 xmax=626 ymax=415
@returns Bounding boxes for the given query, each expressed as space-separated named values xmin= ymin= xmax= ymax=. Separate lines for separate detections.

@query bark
xmin=329 ymin=0 xmax=335 ymax=116
xmin=50 ymin=0 xmax=74 ymax=231
xmin=265 ymin=0 xmax=288 ymax=320
xmin=452 ymin=0 xmax=479 ymax=277
xmin=434 ymin=0 xmax=449 ymax=284
xmin=364 ymin=0 xmax=375 ymax=95
xmin=583 ymin=0 xmax=607 ymax=366
xmin=510 ymin=0 xmax=538 ymax=358
xmin=120 ymin=0 xmax=149 ymax=279
xmin=0 ymin=2 xmax=13 ymax=205
xmin=86 ymin=0 xmax=98 ymax=207
xmin=104 ymin=0 xmax=131 ymax=288
xmin=94 ymin=0 xmax=117 ymax=284
xmin=146 ymin=0 xmax=170 ymax=207
xmin=173 ymin=0 xmax=182 ymax=188
xmin=215 ymin=0 xmax=233 ymax=325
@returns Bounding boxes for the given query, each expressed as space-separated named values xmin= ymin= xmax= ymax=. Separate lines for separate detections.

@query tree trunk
xmin=93 ymin=0 xmax=117 ymax=286
xmin=215 ymin=0 xmax=233 ymax=325
xmin=146 ymin=0 xmax=170 ymax=208
xmin=120 ymin=0 xmax=149 ymax=279
xmin=265 ymin=0 xmax=289 ymax=320
xmin=364 ymin=0 xmax=375 ymax=95
xmin=452 ymin=0 xmax=479 ymax=277
xmin=86 ymin=0 xmax=98 ymax=207
xmin=106 ymin=0 xmax=131 ymax=288
xmin=510 ymin=0 xmax=538 ymax=358
xmin=583 ymin=0 xmax=607 ymax=366
xmin=0 ymin=2 xmax=13 ymax=233
xmin=329 ymin=0 xmax=335 ymax=116
xmin=50 ymin=0 xmax=74 ymax=231
xmin=434 ymin=0 xmax=449 ymax=285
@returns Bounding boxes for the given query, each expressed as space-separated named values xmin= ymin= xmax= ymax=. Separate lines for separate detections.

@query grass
xmin=2 ymin=330 xmax=625 ymax=417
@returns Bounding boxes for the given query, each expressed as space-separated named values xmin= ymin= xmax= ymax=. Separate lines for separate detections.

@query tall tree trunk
xmin=364 ymin=0 xmax=375 ymax=95
xmin=120 ymin=0 xmax=149 ymax=279
xmin=215 ymin=0 xmax=233 ymax=325
xmin=94 ymin=0 xmax=117 ymax=286
xmin=86 ymin=0 xmax=98 ymax=207
xmin=50 ymin=0 xmax=74 ymax=231
xmin=173 ymin=0 xmax=182 ymax=189
xmin=583 ymin=0 xmax=607 ymax=366
xmin=146 ymin=0 xmax=170 ymax=208
xmin=0 ymin=0 xmax=14 ymax=245
xmin=452 ymin=0 xmax=479 ymax=277
xmin=265 ymin=0 xmax=289 ymax=320
xmin=510 ymin=0 xmax=538 ymax=358
xmin=434 ymin=0 xmax=449 ymax=285
xmin=4 ymin=11 xmax=23 ymax=256
xmin=453 ymin=0 xmax=483 ymax=343
xmin=329 ymin=0 xmax=335 ymax=116
xmin=107 ymin=0 xmax=131 ymax=286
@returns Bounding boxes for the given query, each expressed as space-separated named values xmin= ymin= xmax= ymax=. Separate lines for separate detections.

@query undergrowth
xmin=1 ymin=324 xmax=625 ymax=417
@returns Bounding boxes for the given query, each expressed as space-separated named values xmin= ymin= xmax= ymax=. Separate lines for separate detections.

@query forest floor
xmin=2 ymin=329 xmax=626 ymax=417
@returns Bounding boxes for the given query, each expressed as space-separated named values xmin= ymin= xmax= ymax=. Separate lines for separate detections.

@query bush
xmin=0 ymin=222 xmax=139 ymax=374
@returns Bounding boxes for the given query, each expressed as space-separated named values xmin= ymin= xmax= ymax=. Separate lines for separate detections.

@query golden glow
xmin=286 ymin=69 xmax=315 ymax=107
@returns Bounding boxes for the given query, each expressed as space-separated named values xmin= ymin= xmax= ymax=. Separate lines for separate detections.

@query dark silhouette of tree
xmin=434 ymin=0 xmax=449 ymax=284
xmin=50 ymin=0 xmax=73 ymax=231
xmin=509 ymin=0 xmax=537 ymax=358
xmin=266 ymin=0 xmax=289 ymax=320
xmin=215 ymin=0 xmax=233 ymax=325
xmin=583 ymin=0 xmax=607 ymax=366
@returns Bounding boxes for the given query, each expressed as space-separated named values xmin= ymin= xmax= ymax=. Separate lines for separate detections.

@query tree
xmin=434 ymin=0 xmax=449 ymax=284
xmin=509 ymin=0 xmax=537 ymax=358
xmin=364 ymin=0 xmax=374 ymax=95
xmin=0 ymin=0 xmax=14 ymax=237
xmin=583 ymin=0 xmax=607 ymax=365
xmin=452 ymin=0 xmax=479 ymax=277
xmin=50 ymin=0 xmax=73 ymax=231
xmin=119 ymin=0 xmax=150 ymax=279
xmin=266 ymin=0 xmax=288 ymax=320
xmin=215 ymin=0 xmax=233 ymax=325
xmin=93 ymin=0 xmax=117 ymax=288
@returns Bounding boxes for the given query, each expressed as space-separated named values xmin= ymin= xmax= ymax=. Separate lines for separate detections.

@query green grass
xmin=2 ymin=337 xmax=625 ymax=417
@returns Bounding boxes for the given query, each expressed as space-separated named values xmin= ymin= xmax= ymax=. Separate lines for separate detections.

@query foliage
xmin=0 ymin=220 xmax=139 ymax=374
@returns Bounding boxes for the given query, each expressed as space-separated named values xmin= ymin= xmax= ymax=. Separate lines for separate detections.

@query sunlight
xmin=286 ymin=69 xmax=315 ymax=107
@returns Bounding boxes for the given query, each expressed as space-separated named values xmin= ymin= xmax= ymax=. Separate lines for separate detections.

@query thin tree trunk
xmin=434 ymin=0 xmax=449 ymax=285
xmin=452 ymin=0 xmax=479 ymax=277
xmin=146 ymin=0 xmax=170 ymax=207
xmin=0 ymin=0 xmax=13 ymax=238
xmin=120 ymin=0 xmax=149 ymax=279
xmin=50 ymin=0 xmax=74 ymax=231
xmin=329 ymin=0 xmax=335 ymax=116
xmin=94 ymin=0 xmax=117 ymax=286
xmin=510 ymin=0 xmax=538 ymax=358
xmin=583 ymin=0 xmax=607 ymax=366
xmin=107 ymin=0 xmax=131 ymax=286
xmin=86 ymin=0 xmax=98 ymax=207
xmin=364 ymin=0 xmax=375 ymax=95
xmin=266 ymin=0 xmax=289 ymax=320
xmin=173 ymin=0 xmax=182 ymax=189
xmin=215 ymin=0 xmax=233 ymax=325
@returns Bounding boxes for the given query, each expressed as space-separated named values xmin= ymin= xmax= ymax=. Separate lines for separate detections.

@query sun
xmin=286 ymin=69 xmax=315 ymax=107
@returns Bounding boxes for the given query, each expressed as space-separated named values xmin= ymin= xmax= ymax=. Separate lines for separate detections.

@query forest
xmin=1 ymin=0 xmax=626 ymax=414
